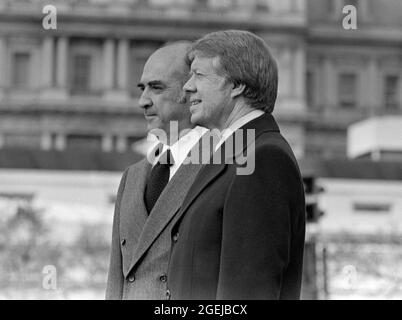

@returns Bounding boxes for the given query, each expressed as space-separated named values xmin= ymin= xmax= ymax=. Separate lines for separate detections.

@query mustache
xmin=178 ymin=92 xmax=187 ymax=104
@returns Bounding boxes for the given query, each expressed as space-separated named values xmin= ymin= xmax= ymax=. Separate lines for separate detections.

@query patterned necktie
xmin=144 ymin=149 xmax=174 ymax=214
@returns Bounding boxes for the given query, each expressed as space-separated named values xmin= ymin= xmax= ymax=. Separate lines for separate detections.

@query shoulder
xmin=118 ymin=157 xmax=148 ymax=188
xmin=126 ymin=157 xmax=148 ymax=174
xmin=254 ymin=131 xmax=299 ymax=168
xmin=232 ymin=131 xmax=302 ymax=182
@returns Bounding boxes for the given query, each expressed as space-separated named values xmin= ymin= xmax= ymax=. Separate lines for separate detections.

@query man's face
xmin=138 ymin=49 xmax=192 ymax=137
xmin=183 ymin=55 xmax=234 ymax=130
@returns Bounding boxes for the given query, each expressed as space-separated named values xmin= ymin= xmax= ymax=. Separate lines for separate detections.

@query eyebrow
xmin=137 ymin=80 xmax=165 ymax=88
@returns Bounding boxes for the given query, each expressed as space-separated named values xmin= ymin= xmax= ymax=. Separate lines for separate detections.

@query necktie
xmin=144 ymin=149 xmax=174 ymax=213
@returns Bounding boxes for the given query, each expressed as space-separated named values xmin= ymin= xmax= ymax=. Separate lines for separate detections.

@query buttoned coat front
xmin=105 ymin=147 xmax=203 ymax=299
xmin=167 ymin=114 xmax=306 ymax=300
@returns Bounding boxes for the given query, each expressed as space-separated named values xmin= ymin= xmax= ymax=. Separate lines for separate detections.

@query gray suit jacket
xmin=105 ymin=149 xmax=203 ymax=299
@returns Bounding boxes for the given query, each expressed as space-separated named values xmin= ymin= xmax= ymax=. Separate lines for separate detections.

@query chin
xmin=190 ymin=112 xmax=203 ymax=126
xmin=147 ymin=118 xmax=161 ymax=130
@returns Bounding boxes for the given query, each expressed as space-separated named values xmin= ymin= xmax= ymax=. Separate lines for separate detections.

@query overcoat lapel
xmin=171 ymin=160 xmax=227 ymax=229
xmin=125 ymin=141 xmax=207 ymax=276
xmin=119 ymin=159 xmax=151 ymax=276
xmin=172 ymin=113 xmax=280 ymax=229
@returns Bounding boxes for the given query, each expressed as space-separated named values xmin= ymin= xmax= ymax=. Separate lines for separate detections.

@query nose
xmin=183 ymin=75 xmax=196 ymax=93
xmin=138 ymin=91 xmax=152 ymax=110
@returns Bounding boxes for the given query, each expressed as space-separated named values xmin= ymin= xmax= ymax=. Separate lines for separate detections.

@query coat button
xmin=166 ymin=289 xmax=171 ymax=300
xmin=128 ymin=274 xmax=135 ymax=282
xmin=121 ymin=238 xmax=126 ymax=246
xmin=172 ymin=232 xmax=179 ymax=242
xmin=159 ymin=274 xmax=167 ymax=283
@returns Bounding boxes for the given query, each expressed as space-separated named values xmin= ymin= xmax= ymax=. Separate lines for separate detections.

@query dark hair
xmin=189 ymin=30 xmax=278 ymax=113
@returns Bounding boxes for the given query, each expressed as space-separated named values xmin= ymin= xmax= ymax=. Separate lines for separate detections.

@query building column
xmin=315 ymin=58 xmax=325 ymax=108
xmin=117 ymin=39 xmax=129 ymax=91
xmin=105 ymin=38 xmax=130 ymax=102
xmin=294 ymin=43 xmax=306 ymax=109
xmin=334 ymin=0 xmax=343 ymax=19
xmin=284 ymin=44 xmax=306 ymax=112
xmin=56 ymin=37 xmax=68 ymax=89
xmin=116 ymin=135 xmax=127 ymax=152
xmin=278 ymin=45 xmax=291 ymax=98
xmin=322 ymin=57 xmax=336 ymax=108
xmin=399 ymin=66 xmax=402 ymax=110
xmin=0 ymin=37 xmax=6 ymax=100
xmin=366 ymin=57 xmax=379 ymax=115
xmin=102 ymin=134 xmax=113 ymax=152
xmin=0 ymin=133 xmax=4 ymax=149
xmin=42 ymin=36 xmax=69 ymax=99
xmin=103 ymin=38 xmax=115 ymax=90
xmin=42 ymin=37 xmax=54 ymax=89
xmin=41 ymin=132 xmax=52 ymax=150
xmin=54 ymin=133 xmax=66 ymax=150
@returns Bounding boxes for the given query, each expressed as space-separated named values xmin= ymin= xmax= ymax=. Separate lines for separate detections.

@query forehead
xmin=141 ymin=49 xmax=186 ymax=83
xmin=190 ymin=55 xmax=222 ymax=74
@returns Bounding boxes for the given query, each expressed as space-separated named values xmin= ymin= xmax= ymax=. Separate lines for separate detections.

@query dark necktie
xmin=144 ymin=149 xmax=174 ymax=213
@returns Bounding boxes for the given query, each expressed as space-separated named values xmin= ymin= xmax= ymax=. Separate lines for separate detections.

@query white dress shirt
xmin=147 ymin=126 xmax=208 ymax=180
xmin=214 ymin=109 xmax=264 ymax=151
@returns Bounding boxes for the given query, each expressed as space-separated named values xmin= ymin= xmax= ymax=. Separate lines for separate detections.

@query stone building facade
xmin=0 ymin=0 xmax=401 ymax=162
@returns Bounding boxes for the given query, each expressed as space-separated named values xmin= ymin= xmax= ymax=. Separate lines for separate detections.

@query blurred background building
xmin=0 ymin=0 xmax=401 ymax=299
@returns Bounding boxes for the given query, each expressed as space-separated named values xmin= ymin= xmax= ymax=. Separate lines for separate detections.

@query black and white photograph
xmin=0 ymin=0 xmax=401 ymax=301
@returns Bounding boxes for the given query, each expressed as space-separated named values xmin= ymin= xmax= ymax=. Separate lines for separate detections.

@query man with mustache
xmin=106 ymin=42 xmax=207 ymax=299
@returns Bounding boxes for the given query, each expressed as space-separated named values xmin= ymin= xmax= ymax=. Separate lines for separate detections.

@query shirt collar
xmin=147 ymin=126 xmax=208 ymax=166
xmin=170 ymin=126 xmax=208 ymax=167
xmin=216 ymin=109 xmax=265 ymax=150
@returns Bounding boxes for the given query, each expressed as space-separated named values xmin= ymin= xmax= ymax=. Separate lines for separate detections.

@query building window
xmin=71 ymin=54 xmax=92 ymax=94
xmin=66 ymin=134 xmax=102 ymax=151
xmin=12 ymin=52 xmax=31 ymax=89
xmin=384 ymin=75 xmax=399 ymax=110
xmin=338 ymin=73 xmax=358 ymax=108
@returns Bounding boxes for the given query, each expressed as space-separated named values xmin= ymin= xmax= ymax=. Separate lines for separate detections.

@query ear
xmin=230 ymin=82 xmax=246 ymax=99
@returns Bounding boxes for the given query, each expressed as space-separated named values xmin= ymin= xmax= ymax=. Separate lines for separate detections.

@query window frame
xmin=337 ymin=72 xmax=359 ymax=109
xmin=383 ymin=74 xmax=400 ymax=111
xmin=70 ymin=53 xmax=92 ymax=95
xmin=11 ymin=51 xmax=31 ymax=89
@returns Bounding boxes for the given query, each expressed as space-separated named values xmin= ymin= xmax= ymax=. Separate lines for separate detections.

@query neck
xmin=220 ymin=101 xmax=254 ymax=131
xmin=165 ymin=126 xmax=195 ymax=146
